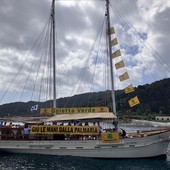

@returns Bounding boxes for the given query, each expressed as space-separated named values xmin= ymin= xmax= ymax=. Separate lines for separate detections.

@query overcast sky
xmin=0 ymin=0 xmax=170 ymax=104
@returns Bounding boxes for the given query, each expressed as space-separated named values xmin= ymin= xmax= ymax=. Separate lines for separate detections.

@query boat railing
xmin=0 ymin=127 xmax=24 ymax=140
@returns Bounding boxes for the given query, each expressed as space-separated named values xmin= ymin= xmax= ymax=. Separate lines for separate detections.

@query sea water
xmin=0 ymin=153 xmax=170 ymax=170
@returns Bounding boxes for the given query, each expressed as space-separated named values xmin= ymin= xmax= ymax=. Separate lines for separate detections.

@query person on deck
xmin=6 ymin=122 xmax=14 ymax=139
xmin=85 ymin=122 xmax=89 ymax=126
xmin=120 ymin=128 xmax=126 ymax=138
xmin=97 ymin=122 xmax=103 ymax=133
xmin=24 ymin=124 xmax=30 ymax=139
xmin=0 ymin=122 xmax=3 ymax=128
xmin=112 ymin=121 xmax=118 ymax=131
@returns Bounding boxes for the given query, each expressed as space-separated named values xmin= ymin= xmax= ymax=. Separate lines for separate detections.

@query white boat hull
xmin=0 ymin=131 xmax=169 ymax=158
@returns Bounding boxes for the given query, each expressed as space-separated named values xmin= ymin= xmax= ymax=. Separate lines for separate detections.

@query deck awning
xmin=45 ymin=112 xmax=116 ymax=122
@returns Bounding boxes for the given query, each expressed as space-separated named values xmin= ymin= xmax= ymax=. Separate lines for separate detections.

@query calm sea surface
xmin=0 ymin=125 xmax=170 ymax=170
xmin=0 ymin=153 xmax=170 ymax=170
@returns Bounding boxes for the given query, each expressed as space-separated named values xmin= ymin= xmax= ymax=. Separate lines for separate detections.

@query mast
xmin=106 ymin=0 xmax=116 ymax=114
xmin=51 ymin=0 xmax=56 ymax=109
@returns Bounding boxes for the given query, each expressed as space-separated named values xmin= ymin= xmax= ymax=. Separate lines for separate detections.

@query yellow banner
xmin=107 ymin=27 xmax=115 ymax=34
xmin=112 ymin=49 xmax=121 ymax=58
xmin=119 ymin=72 xmax=129 ymax=82
xmin=30 ymin=125 xmax=99 ymax=135
xmin=128 ymin=96 xmax=140 ymax=107
xmin=111 ymin=38 xmax=118 ymax=46
xmin=40 ymin=107 xmax=109 ymax=115
xmin=124 ymin=84 xmax=135 ymax=94
xmin=115 ymin=60 xmax=125 ymax=70
xmin=101 ymin=132 xmax=120 ymax=142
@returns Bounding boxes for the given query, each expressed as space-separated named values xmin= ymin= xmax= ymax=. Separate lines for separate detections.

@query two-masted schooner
xmin=0 ymin=0 xmax=169 ymax=158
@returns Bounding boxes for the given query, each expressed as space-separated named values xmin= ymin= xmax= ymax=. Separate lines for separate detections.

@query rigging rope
xmin=110 ymin=4 xmax=170 ymax=75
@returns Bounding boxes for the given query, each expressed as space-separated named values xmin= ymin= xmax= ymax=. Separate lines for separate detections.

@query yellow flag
xmin=112 ymin=49 xmax=121 ymax=58
xmin=107 ymin=27 xmax=115 ymax=34
xmin=115 ymin=60 xmax=125 ymax=70
xmin=128 ymin=96 xmax=140 ymax=107
xmin=111 ymin=38 xmax=118 ymax=46
xmin=119 ymin=72 xmax=129 ymax=82
xmin=124 ymin=84 xmax=135 ymax=94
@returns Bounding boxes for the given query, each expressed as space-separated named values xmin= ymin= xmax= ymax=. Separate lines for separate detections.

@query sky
xmin=0 ymin=0 xmax=170 ymax=104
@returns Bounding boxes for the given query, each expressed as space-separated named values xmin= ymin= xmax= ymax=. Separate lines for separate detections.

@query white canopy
xmin=46 ymin=112 xmax=116 ymax=122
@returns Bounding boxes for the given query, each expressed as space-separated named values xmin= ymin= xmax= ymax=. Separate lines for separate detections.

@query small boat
xmin=0 ymin=0 xmax=169 ymax=158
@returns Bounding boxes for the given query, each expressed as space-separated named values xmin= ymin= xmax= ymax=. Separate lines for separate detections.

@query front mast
xmin=52 ymin=0 xmax=57 ymax=109
xmin=106 ymin=0 xmax=116 ymax=114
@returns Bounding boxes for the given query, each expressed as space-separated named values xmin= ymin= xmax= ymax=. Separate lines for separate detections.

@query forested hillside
xmin=0 ymin=78 xmax=169 ymax=116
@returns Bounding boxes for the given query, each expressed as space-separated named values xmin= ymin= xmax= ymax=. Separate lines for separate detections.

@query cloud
xmin=0 ymin=0 xmax=169 ymax=104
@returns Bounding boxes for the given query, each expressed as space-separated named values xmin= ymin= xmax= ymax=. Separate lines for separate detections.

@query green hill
xmin=0 ymin=78 xmax=169 ymax=116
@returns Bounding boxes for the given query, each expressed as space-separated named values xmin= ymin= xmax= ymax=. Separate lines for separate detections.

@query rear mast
xmin=106 ymin=0 xmax=116 ymax=114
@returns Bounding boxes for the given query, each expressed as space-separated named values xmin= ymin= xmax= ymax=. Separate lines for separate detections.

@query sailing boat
xmin=0 ymin=0 xmax=169 ymax=158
